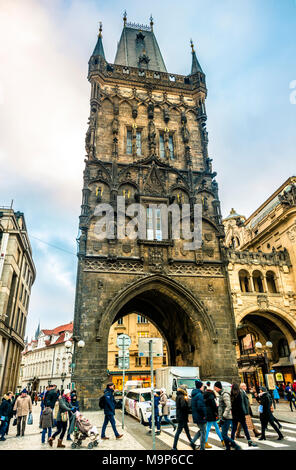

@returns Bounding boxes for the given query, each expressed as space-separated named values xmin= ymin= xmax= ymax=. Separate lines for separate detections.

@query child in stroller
xmin=71 ymin=411 xmax=100 ymax=449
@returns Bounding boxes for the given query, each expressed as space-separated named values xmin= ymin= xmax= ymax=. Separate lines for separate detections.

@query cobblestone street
xmin=0 ymin=405 xmax=145 ymax=451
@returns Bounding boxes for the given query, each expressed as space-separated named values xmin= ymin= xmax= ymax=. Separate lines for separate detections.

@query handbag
xmin=61 ymin=411 xmax=68 ymax=422
xmin=27 ymin=412 xmax=33 ymax=425
xmin=12 ymin=417 xmax=17 ymax=426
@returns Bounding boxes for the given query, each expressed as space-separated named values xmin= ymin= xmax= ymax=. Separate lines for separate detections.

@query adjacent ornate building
xmin=73 ymin=15 xmax=239 ymax=409
xmin=19 ymin=322 xmax=74 ymax=393
xmin=223 ymin=176 xmax=296 ymax=389
xmin=0 ymin=207 xmax=35 ymax=394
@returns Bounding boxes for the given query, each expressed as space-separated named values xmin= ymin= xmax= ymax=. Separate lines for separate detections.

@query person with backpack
xmin=214 ymin=381 xmax=241 ymax=451
xmin=100 ymin=383 xmax=123 ymax=440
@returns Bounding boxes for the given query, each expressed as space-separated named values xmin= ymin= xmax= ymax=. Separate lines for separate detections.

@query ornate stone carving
xmin=257 ymin=294 xmax=269 ymax=310
xmin=148 ymin=246 xmax=164 ymax=273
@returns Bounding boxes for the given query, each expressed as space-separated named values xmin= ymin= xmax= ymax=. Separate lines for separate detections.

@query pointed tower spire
xmin=91 ymin=22 xmax=105 ymax=59
xmin=35 ymin=321 xmax=41 ymax=340
xmin=190 ymin=39 xmax=203 ymax=74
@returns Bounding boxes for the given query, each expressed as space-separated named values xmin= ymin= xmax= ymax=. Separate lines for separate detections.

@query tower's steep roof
xmin=114 ymin=25 xmax=167 ymax=72
xmin=190 ymin=40 xmax=203 ymax=75
xmin=91 ymin=23 xmax=105 ymax=59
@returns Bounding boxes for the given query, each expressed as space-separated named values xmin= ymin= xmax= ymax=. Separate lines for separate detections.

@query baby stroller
xmin=71 ymin=412 xmax=100 ymax=449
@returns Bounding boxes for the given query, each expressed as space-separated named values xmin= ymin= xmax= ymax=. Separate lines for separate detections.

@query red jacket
xmin=293 ymin=383 xmax=296 ymax=393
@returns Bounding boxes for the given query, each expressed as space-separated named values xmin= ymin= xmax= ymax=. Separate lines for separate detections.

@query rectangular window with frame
xmin=168 ymin=135 xmax=175 ymax=160
xmin=126 ymin=130 xmax=132 ymax=154
xmin=159 ymin=134 xmax=165 ymax=158
xmin=136 ymin=131 xmax=142 ymax=156
xmin=137 ymin=315 xmax=148 ymax=324
xmin=146 ymin=207 xmax=162 ymax=241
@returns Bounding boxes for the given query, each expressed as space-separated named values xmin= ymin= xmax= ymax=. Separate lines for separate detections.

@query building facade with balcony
xmin=19 ymin=322 xmax=74 ymax=393
xmin=107 ymin=313 xmax=167 ymax=390
xmin=0 ymin=207 xmax=36 ymax=394
xmin=223 ymin=176 xmax=296 ymax=389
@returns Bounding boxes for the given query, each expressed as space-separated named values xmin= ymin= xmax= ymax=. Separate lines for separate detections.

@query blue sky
xmin=0 ymin=0 xmax=295 ymax=340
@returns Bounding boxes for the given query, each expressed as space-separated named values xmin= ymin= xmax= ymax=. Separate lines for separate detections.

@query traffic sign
xmin=118 ymin=349 xmax=129 ymax=358
xmin=138 ymin=337 xmax=163 ymax=357
xmin=117 ymin=334 xmax=131 ymax=349
xmin=118 ymin=357 xmax=130 ymax=369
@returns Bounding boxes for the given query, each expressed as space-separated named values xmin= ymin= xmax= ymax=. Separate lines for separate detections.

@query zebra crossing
xmin=155 ymin=418 xmax=296 ymax=450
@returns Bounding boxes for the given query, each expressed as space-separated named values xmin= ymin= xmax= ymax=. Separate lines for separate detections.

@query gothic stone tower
xmin=73 ymin=16 xmax=239 ymax=409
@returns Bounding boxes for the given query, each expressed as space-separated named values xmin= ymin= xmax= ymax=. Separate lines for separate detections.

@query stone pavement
xmin=251 ymin=400 xmax=296 ymax=424
xmin=0 ymin=404 xmax=145 ymax=451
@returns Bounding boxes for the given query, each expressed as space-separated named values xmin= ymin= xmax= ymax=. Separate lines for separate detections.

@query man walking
xmin=214 ymin=381 xmax=241 ymax=450
xmin=191 ymin=380 xmax=207 ymax=450
xmin=101 ymin=383 xmax=123 ymax=440
xmin=13 ymin=389 xmax=32 ymax=437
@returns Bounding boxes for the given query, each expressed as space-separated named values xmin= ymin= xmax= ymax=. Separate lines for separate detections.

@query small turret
xmin=91 ymin=22 xmax=105 ymax=60
xmin=190 ymin=39 xmax=203 ymax=74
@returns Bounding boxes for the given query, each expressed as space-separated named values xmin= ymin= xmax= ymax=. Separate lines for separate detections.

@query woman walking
xmin=172 ymin=385 xmax=196 ymax=450
xmin=13 ymin=389 xmax=32 ymax=437
xmin=160 ymin=388 xmax=176 ymax=431
xmin=285 ymin=383 xmax=296 ymax=412
xmin=48 ymin=390 xmax=74 ymax=448
xmin=230 ymin=383 xmax=257 ymax=447
xmin=255 ymin=386 xmax=283 ymax=441
xmin=203 ymin=383 xmax=224 ymax=448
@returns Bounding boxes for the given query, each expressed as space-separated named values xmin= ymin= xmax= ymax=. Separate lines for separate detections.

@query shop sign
xmin=275 ymin=373 xmax=284 ymax=381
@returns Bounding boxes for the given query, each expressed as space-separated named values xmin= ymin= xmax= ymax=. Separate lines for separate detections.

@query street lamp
xmin=65 ymin=338 xmax=85 ymax=390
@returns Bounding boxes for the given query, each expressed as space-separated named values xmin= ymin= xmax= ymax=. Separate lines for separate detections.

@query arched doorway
xmin=237 ymin=309 xmax=296 ymax=390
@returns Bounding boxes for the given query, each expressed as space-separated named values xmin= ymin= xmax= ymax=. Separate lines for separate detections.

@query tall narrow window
xmin=136 ymin=131 xmax=142 ymax=156
xmin=168 ymin=135 xmax=175 ymax=159
xmin=146 ymin=207 xmax=162 ymax=241
xmin=159 ymin=134 xmax=165 ymax=158
xmin=126 ymin=130 xmax=132 ymax=154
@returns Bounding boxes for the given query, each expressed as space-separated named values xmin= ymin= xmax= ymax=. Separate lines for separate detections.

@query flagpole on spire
xmin=123 ymin=10 xmax=127 ymax=27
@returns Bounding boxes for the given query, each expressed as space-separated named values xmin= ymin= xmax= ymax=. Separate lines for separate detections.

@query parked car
xmin=124 ymin=388 xmax=176 ymax=425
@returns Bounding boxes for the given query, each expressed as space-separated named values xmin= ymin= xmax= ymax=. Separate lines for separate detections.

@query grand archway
xmin=74 ymin=274 xmax=239 ymax=409
xmin=237 ymin=308 xmax=296 ymax=389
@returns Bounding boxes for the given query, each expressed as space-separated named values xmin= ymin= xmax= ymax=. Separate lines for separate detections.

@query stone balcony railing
xmin=226 ymin=247 xmax=291 ymax=267
xmin=88 ymin=56 xmax=207 ymax=92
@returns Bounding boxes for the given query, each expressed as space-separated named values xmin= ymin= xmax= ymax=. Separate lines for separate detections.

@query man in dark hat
xmin=101 ymin=383 xmax=123 ymax=440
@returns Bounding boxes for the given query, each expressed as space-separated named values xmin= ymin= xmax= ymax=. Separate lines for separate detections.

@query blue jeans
xmin=41 ymin=427 xmax=52 ymax=443
xmin=0 ymin=420 xmax=8 ymax=438
xmin=192 ymin=422 xmax=207 ymax=450
xmin=101 ymin=414 xmax=120 ymax=438
xmin=221 ymin=419 xmax=239 ymax=450
xmin=148 ymin=414 xmax=161 ymax=431
xmin=161 ymin=415 xmax=175 ymax=427
xmin=205 ymin=421 xmax=223 ymax=442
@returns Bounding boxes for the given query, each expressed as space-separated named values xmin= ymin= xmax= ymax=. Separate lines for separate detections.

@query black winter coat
xmin=44 ymin=389 xmax=58 ymax=409
xmin=0 ymin=398 xmax=13 ymax=419
xmin=203 ymin=390 xmax=218 ymax=422
xmin=231 ymin=392 xmax=246 ymax=421
xmin=103 ymin=388 xmax=116 ymax=416
xmin=175 ymin=390 xmax=189 ymax=424
xmin=256 ymin=392 xmax=274 ymax=421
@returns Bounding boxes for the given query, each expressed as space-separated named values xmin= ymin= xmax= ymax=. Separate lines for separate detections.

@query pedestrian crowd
xmin=0 ymin=378 xmax=294 ymax=449
xmin=170 ymin=380 xmax=285 ymax=450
